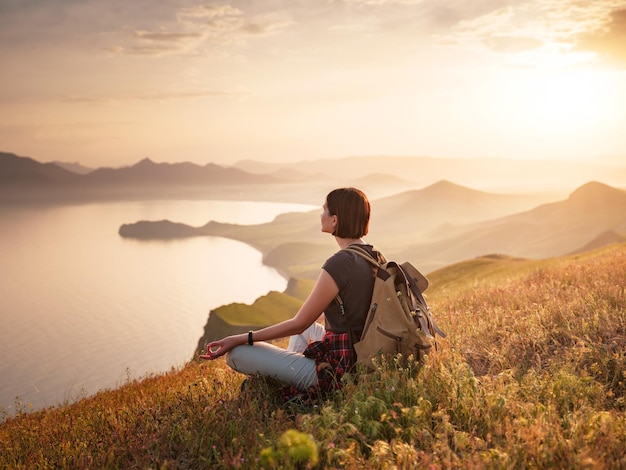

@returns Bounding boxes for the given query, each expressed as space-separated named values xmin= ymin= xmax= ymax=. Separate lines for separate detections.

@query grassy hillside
xmin=194 ymin=278 xmax=318 ymax=354
xmin=1 ymin=243 xmax=624 ymax=469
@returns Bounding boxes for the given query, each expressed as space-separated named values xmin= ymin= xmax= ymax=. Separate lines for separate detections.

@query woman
xmin=200 ymin=187 xmax=382 ymax=396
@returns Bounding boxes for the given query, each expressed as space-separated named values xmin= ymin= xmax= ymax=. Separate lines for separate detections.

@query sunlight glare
xmin=505 ymin=69 xmax=616 ymax=136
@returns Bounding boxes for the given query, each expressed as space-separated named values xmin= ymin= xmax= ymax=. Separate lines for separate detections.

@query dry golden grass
xmin=1 ymin=243 xmax=624 ymax=469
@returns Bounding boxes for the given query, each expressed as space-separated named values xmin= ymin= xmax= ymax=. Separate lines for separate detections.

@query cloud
xmin=484 ymin=35 xmax=544 ymax=53
xmin=133 ymin=31 xmax=203 ymax=42
xmin=177 ymin=4 xmax=244 ymax=33
xmin=180 ymin=5 xmax=294 ymax=39
xmin=437 ymin=0 xmax=626 ymax=68
xmin=59 ymin=89 xmax=243 ymax=104
xmin=113 ymin=3 xmax=294 ymax=57
xmin=420 ymin=0 xmax=525 ymax=30
xmin=339 ymin=0 xmax=423 ymax=4
xmin=0 ymin=0 xmax=180 ymax=48
xmin=240 ymin=16 xmax=294 ymax=36
xmin=576 ymin=8 xmax=626 ymax=66
xmin=177 ymin=4 xmax=243 ymax=20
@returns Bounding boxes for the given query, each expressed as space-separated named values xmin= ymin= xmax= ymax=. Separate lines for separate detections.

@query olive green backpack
xmin=338 ymin=245 xmax=446 ymax=369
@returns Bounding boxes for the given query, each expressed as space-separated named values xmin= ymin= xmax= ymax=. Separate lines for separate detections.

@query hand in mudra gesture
xmin=199 ymin=335 xmax=241 ymax=360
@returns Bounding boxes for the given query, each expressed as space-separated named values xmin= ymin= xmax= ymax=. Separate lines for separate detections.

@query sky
xmin=1 ymin=0 xmax=626 ymax=169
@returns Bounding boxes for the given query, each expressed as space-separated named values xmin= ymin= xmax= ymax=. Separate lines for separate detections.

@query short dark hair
xmin=326 ymin=187 xmax=370 ymax=238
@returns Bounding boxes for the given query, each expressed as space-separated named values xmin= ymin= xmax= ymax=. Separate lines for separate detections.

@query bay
xmin=0 ymin=200 xmax=315 ymax=417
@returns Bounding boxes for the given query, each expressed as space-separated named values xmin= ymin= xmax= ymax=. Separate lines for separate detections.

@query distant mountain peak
xmin=135 ymin=157 xmax=156 ymax=167
xmin=420 ymin=180 xmax=484 ymax=198
xmin=568 ymin=181 xmax=624 ymax=204
xmin=51 ymin=161 xmax=94 ymax=174
xmin=570 ymin=181 xmax=613 ymax=194
xmin=425 ymin=180 xmax=465 ymax=190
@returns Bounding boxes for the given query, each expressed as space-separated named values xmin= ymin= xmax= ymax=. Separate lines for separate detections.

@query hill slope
xmin=402 ymin=181 xmax=626 ymax=270
xmin=1 ymin=243 xmax=624 ymax=469
xmin=368 ymin=180 xmax=547 ymax=244
xmin=120 ymin=181 xmax=626 ymax=275
xmin=0 ymin=152 xmax=80 ymax=185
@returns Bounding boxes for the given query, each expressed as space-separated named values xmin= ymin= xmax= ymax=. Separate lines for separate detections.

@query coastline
xmin=193 ymin=236 xmax=319 ymax=358
xmin=1 ymin=200 xmax=311 ymax=418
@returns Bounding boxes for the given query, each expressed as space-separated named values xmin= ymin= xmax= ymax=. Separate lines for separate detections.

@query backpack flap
xmin=400 ymin=261 xmax=429 ymax=293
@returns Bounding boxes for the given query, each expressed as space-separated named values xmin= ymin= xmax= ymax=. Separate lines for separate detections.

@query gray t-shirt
xmin=322 ymin=244 xmax=377 ymax=333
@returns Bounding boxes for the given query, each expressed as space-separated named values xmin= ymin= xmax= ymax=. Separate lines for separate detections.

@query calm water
xmin=0 ymin=200 xmax=315 ymax=417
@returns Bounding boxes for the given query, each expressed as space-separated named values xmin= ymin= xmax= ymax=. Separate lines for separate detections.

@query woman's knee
xmin=224 ymin=344 xmax=248 ymax=371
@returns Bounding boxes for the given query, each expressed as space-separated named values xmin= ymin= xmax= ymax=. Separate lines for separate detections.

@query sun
xmin=500 ymin=68 xmax=617 ymax=137
xmin=523 ymin=71 xmax=608 ymax=130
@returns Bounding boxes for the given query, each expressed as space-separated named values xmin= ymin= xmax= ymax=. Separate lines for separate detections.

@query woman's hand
xmin=199 ymin=334 xmax=242 ymax=360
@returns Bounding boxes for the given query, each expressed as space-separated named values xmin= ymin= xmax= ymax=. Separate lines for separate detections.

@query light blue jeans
xmin=226 ymin=342 xmax=317 ymax=390
xmin=225 ymin=322 xmax=325 ymax=390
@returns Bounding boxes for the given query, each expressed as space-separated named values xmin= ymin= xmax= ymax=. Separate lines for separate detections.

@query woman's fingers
xmin=199 ymin=343 xmax=221 ymax=360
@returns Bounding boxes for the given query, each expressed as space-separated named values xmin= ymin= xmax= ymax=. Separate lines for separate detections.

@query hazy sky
xmin=1 ymin=0 xmax=626 ymax=168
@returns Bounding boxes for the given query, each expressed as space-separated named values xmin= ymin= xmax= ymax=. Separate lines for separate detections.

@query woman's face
xmin=320 ymin=202 xmax=337 ymax=234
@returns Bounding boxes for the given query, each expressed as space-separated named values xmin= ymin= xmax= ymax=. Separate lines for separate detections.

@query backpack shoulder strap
xmin=343 ymin=244 xmax=386 ymax=267
xmin=333 ymin=245 xmax=384 ymax=365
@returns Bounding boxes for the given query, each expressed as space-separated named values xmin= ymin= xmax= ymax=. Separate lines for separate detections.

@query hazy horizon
xmin=5 ymin=150 xmax=626 ymax=201
xmin=43 ymin=153 xmax=626 ymax=172
xmin=1 ymin=1 xmax=625 ymax=169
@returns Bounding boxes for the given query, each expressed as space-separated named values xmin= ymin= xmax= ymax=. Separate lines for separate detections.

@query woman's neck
xmin=335 ymin=237 xmax=364 ymax=249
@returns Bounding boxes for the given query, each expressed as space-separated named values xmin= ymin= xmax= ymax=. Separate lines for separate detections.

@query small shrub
xmin=260 ymin=429 xmax=319 ymax=469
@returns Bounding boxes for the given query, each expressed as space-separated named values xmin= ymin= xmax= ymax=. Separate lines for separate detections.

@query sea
xmin=0 ymin=199 xmax=316 ymax=418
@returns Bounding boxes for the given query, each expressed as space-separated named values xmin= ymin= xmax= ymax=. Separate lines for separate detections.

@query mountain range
xmin=232 ymin=155 xmax=626 ymax=194
xmin=0 ymin=152 xmax=279 ymax=186
xmin=3 ymin=151 xmax=626 ymax=205
xmin=4 ymin=150 xmax=626 ymax=271
xmin=393 ymin=181 xmax=626 ymax=271
xmin=119 ymin=180 xmax=626 ymax=275
xmin=0 ymin=152 xmax=284 ymax=203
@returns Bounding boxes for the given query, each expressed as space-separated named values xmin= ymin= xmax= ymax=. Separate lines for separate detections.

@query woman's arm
xmin=200 ymin=269 xmax=339 ymax=359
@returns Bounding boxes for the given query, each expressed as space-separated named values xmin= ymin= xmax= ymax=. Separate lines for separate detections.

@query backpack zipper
xmin=375 ymin=326 xmax=403 ymax=352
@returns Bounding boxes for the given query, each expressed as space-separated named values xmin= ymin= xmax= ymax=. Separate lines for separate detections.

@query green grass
xmin=1 ymin=243 xmax=625 ymax=469
xmin=215 ymin=291 xmax=304 ymax=327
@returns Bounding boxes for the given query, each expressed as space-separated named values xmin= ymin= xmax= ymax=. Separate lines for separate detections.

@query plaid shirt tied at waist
xmin=302 ymin=330 xmax=357 ymax=393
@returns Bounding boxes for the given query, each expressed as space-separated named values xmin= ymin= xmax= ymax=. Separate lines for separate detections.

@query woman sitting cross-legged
xmin=199 ymin=187 xmax=383 ymax=399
